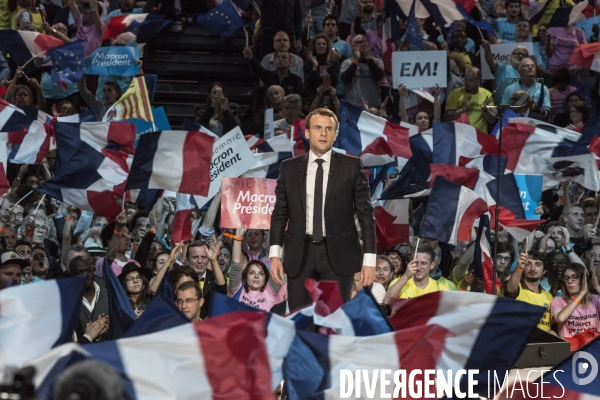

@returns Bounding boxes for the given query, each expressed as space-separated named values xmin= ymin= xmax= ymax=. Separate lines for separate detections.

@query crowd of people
xmin=3 ymin=0 xmax=600 ymax=396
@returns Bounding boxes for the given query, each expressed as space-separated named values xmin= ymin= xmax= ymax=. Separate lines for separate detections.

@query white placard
xmin=264 ymin=108 xmax=274 ymax=139
xmin=192 ymin=127 xmax=256 ymax=208
xmin=392 ymin=50 xmax=447 ymax=89
xmin=480 ymin=42 xmax=534 ymax=80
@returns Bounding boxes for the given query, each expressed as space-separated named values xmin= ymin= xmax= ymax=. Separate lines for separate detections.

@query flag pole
xmin=33 ymin=194 xmax=46 ymax=216
xmin=13 ymin=190 xmax=34 ymax=207
xmin=21 ymin=50 xmax=51 ymax=70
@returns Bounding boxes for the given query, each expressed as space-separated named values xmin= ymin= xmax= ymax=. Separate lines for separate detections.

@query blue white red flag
xmin=0 ymin=275 xmax=86 ymax=372
xmin=126 ymin=130 xmax=215 ymax=196
xmin=103 ymin=13 xmax=170 ymax=43
xmin=0 ymin=100 xmax=50 ymax=164
xmin=337 ymin=101 xmax=412 ymax=167
xmin=0 ymin=30 xmax=64 ymax=65
xmin=432 ymin=121 xmax=498 ymax=165
xmin=171 ymin=193 xmax=196 ymax=243
xmin=242 ymin=152 xmax=293 ymax=179
xmin=420 ymin=176 xmax=488 ymax=244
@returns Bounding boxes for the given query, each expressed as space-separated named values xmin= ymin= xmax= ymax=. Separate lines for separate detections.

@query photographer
xmin=303 ymin=33 xmax=340 ymax=113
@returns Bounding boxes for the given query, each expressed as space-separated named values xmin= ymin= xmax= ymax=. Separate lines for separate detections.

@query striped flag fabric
xmin=126 ymin=130 xmax=215 ymax=196
xmin=103 ymin=13 xmax=170 ymax=43
xmin=420 ymin=176 xmax=488 ymax=245
xmin=0 ymin=275 xmax=86 ymax=373
xmin=432 ymin=121 xmax=498 ymax=165
xmin=0 ymin=100 xmax=50 ymax=164
xmin=171 ymin=193 xmax=196 ymax=243
xmin=374 ymin=199 xmax=410 ymax=252
xmin=103 ymin=76 xmax=154 ymax=123
xmin=0 ymin=30 xmax=64 ymax=65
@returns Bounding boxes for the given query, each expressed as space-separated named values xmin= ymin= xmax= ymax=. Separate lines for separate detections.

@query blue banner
xmin=129 ymin=107 xmax=171 ymax=147
xmin=513 ymin=174 xmax=543 ymax=220
xmin=85 ymin=46 xmax=140 ymax=76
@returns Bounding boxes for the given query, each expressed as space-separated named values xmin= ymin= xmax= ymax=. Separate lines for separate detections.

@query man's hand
xmin=404 ymin=259 xmax=417 ymax=279
xmin=206 ymin=235 xmax=219 ymax=262
xmin=115 ymin=210 xmax=127 ymax=232
xmin=480 ymin=39 xmax=490 ymax=51
xmin=559 ymin=226 xmax=571 ymax=246
xmin=242 ymin=45 xmax=253 ymax=60
xmin=359 ymin=265 xmax=375 ymax=286
xmin=584 ymin=224 xmax=597 ymax=241
xmin=270 ymin=257 xmax=286 ymax=285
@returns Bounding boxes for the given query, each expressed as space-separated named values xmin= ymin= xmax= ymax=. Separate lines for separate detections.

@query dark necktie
xmin=313 ymin=159 xmax=324 ymax=244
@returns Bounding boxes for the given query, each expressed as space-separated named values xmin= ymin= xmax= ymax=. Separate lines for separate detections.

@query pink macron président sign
xmin=220 ymin=177 xmax=277 ymax=230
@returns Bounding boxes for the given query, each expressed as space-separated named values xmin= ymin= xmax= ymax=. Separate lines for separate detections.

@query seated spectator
xmin=500 ymin=58 xmax=550 ymax=121
xmin=385 ymin=249 xmax=405 ymax=278
xmin=551 ymin=263 xmax=600 ymax=338
xmin=274 ymin=93 xmax=303 ymax=133
xmin=447 ymin=51 xmax=466 ymax=94
xmin=490 ymin=0 xmax=521 ymax=43
xmin=52 ymin=99 xmax=78 ymax=116
xmin=260 ymin=32 xmax=305 ymax=82
xmin=398 ymin=83 xmax=441 ymax=131
xmin=384 ymin=245 xmax=457 ymax=303
xmin=243 ymin=46 xmax=305 ymax=97
xmin=96 ymin=212 xmax=138 ymax=277
xmin=549 ymin=68 xmax=577 ymax=122
xmin=441 ymin=31 xmax=477 ymax=68
xmin=445 ymin=67 xmax=497 ymax=133
xmin=5 ymin=67 xmax=45 ymax=113
xmin=266 ymin=85 xmax=285 ymax=119
xmin=78 ymin=77 xmax=120 ymax=121
xmin=304 ymin=34 xmax=340 ymax=111
xmin=375 ymin=255 xmax=394 ymax=290
xmin=565 ymin=101 xmax=589 ymax=132
xmin=0 ymin=250 xmax=27 ymax=290
xmin=340 ymin=34 xmax=384 ymax=108
xmin=553 ymin=92 xmax=584 ymax=127
xmin=563 ymin=204 xmax=594 ymax=255
xmin=195 ymin=82 xmax=241 ymax=137
xmin=12 ymin=0 xmax=44 ymax=31
xmin=119 ymin=262 xmax=152 ymax=317
xmin=438 ymin=19 xmax=475 ymax=53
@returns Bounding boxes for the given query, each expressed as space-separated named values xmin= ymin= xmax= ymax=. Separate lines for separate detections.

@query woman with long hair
xmin=119 ymin=262 xmax=153 ymax=317
xmin=196 ymin=82 xmax=241 ymax=136
xmin=304 ymin=33 xmax=340 ymax=111
xmin=551 ymin=263 xmax=600 ymax=338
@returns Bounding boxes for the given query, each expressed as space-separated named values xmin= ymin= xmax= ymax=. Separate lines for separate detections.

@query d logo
xmin=572 ymin=351 xmax=598 ymax=386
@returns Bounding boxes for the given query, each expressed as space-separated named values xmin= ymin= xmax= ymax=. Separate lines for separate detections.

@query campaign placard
xmin=192 ymin=127 xmax=256 ymax=208
xmin=85 ymin=46 xmax=140 ymax=76
xmin=480 ymin=42 xmax=534 ymax=80
xmin=513 ymin=174 xmax=543 ymax=220
xmin=392 ymin=50 xmax=447 ymax=89
xmin=220 ymin=177 xmax=277 ymax=229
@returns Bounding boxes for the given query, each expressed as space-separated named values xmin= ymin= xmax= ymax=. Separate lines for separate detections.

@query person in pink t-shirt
xmin=69 ymin=0 xmax=105 ymax=57
xmin=545 ymin=25 xmax=586 ymax=78
xmin=551 ymin=263 xmax=600 ymax=339
xmin=229 ymin=225 xmax=287 ymax=312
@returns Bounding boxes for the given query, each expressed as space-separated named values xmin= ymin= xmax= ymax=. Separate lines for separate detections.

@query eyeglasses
xmin=513 ymin=52 xmax=528 ymax=57
xmin=125 ymin=276 xmax=141 ymax=282
xmin=389 ymin=256 xmax=401 ymax=262
xmin=17 ymin=251 xmax=33 ymax=258
xmin=34 ymin=225 xmax=48 ymax=232
xmin=563 ymin=275 xmax=580 ymax=282
xmin=175 ymin=298 xmax=199 ymax=306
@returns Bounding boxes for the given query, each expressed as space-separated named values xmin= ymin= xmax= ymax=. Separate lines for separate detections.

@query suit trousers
xmin=287 ymin=240 xmax=355 ymax=311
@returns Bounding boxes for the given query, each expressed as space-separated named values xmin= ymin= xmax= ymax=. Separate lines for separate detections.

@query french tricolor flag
xmin=0 ymin=30 xmax=64 ymax=65
xmin=432 ymin=121 xmax=498 ymax=166
xmin=126 ymin=130 xmax=215 ymax=196
xmin=36 ymin=142 xmax=124 ymax=221
xmin=27 ymin=312 xmax=282 ymax=399
xmin=337 ymin=101 xmax=412 ymax=167
xmin=102 ymin=13 xmax=170 ymax=43
xmin=374 ymin=199 xmax=410 ymax=253
xmin=0 ymin=100 xmax=50 ymax=164
xmin=245 ymin=133 xmax=291 ymax=153
xmin=242 ymin=152 xmax=293 ymax=179
xmin=420 ymin=176 xmax=488 ymax=245
xmin=0 ymin=275 xmax=86 ymax=375
xmin=389 ymin=291 xmax=546 ymax=396
xmin=171 ymin=193 xmax=197 ymax=243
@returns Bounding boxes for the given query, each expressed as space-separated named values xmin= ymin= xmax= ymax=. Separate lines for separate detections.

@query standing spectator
xmin=259 ymin=0 xmax=303 ymax=59
xmin=195 ymin=82 xmax=241 ymax=137
xmin=322 ymin=15 xmax=352 ymax=98
xmin=175 ymin=281 xmax=203 ymax=322
xmin=545 ymin=24 xmax=586 ymax=86
xmin=500 ymin=58 xmax=550 ymax=121
xmin=445 ymin=67 xmax=497 ymax=133
xmin=70 ymin=0 xmax=106 ymax=57
xmin=243 ymin=46 xmax=305 ymax=96
xmin=340 ymin=34 xmax=384 ymax=108
xmin=273 ymin=94 xmax=303 ymax=133
xmin=12 ymin=0 xmax=44 ymax=31
xmin=551 ymin=263 xmax=600 ymax=338
xmin=504 ymin=252 xmax=554 ymax=331
xmin=304 ymin=34 xmax=340 ymax=110
xmin=480 ymin=40 xmax=528 ymax=82
xmin=491 ymin=0 xmax=521 ymax=43
xmin=350 ymin=0 xmax=377 ymax=34
xmin=186 ymin=240 xmax=226 ymax=319
xmin=549 ymin=68 xmax=576 ymax=123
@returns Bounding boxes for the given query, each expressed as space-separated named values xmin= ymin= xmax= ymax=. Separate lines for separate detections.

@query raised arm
xmin=149 ymin=241 xmax=183 ymax=294
xmin=384 ymin=259 xmax=416 ymax=304
xmin=69 ymin=0 xmax=81 ymax=26
xmin=106 ymin=211 xmax=127 ymax=265
xmin=505 ymin=251 xmax=527 ymax=295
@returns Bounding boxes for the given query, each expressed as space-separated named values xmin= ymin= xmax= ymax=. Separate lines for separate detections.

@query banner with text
xmin=85 ymin=46 xmax=140 ymax=76
xmin=193 ymin=127 xmax=256 ymax=208
xmin=480 ymin=42 xmax=534 ymax=80
xmin=392 ymin=50 xmax=447 ymax=89
xmin=514 ymin=174 xmax=543 ymax=220
xmin=220 ymin=177 xmax=277 ymax=229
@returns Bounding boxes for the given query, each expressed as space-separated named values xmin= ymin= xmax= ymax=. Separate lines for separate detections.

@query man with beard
xmin=481 ymin=41 xmax=529 ymax=83
xmin=505 ymin=252 xmax=553 ymax=331
xmin=445 ymin=67 xmax=497 ymax=133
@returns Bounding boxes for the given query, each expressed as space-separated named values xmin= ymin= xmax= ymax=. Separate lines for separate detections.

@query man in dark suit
xmin=269 ymin=108 xmax=376 ymax=310
xmin=187 ymin=241 xmax=226 ymax=319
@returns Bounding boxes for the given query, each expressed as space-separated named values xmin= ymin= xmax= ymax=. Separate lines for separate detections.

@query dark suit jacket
xmin=200 ymin=269 xmax=227 ymax=319
xmin=77 ymin=278 xmax=110 ymax=341
xmin=270 ymin=151 xmax=376 ymax=278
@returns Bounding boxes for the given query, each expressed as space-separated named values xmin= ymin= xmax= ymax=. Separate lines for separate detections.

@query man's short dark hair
xmin=169 ymin=265 xmax=199 ymax=288
xmin=15 ymin=241 xmax=32 ymax=252
xmin=185 ymin=241 xmax=207 ymax=261
xmin=62 ymin=244 xmax=89 ymax=266
xmin=306 ymin=107 xmax=339 ymax=130
xmin=175 ymin=280 xmax=202 ymax=298
xmin=129 ymin=210 xmax=150 ymax=232
xmin=495 ymin=241 xmax=515 ymax=265
xmin=415 ymin=245 xmax=435 ymax=263
xmin=323 ymin=14 xmax=337 ymax=28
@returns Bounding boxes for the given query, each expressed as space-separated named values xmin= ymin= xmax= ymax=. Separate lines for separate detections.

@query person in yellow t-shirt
xmin=504 ymin=251 xmax=554 ymax=332
xmin=384 ymin=245 xmax=457 ymax=303
xmin=444 ymin=67 xmax=497 ymax=133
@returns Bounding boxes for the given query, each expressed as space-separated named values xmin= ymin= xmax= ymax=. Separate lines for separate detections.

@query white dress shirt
xmin=269 ymin=149 xmax=375 ymax=267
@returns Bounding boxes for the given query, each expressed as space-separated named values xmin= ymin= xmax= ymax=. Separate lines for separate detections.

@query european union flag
xmin=46 ymin=40 xmax=85 ymax=87
xmin=405 ymin=0 xmax=425 ymax=50
xmin=196 ymin=0 xmax=244 ymax=37
xmin=456 ymin=3 xmax=495 ymax=37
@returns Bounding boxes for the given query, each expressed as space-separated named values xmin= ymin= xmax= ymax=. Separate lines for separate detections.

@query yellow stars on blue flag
xmin=196 ymin=0 xmax=244 ymax=37
xmin=46 ymin=40 xmax=86 ymax=86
